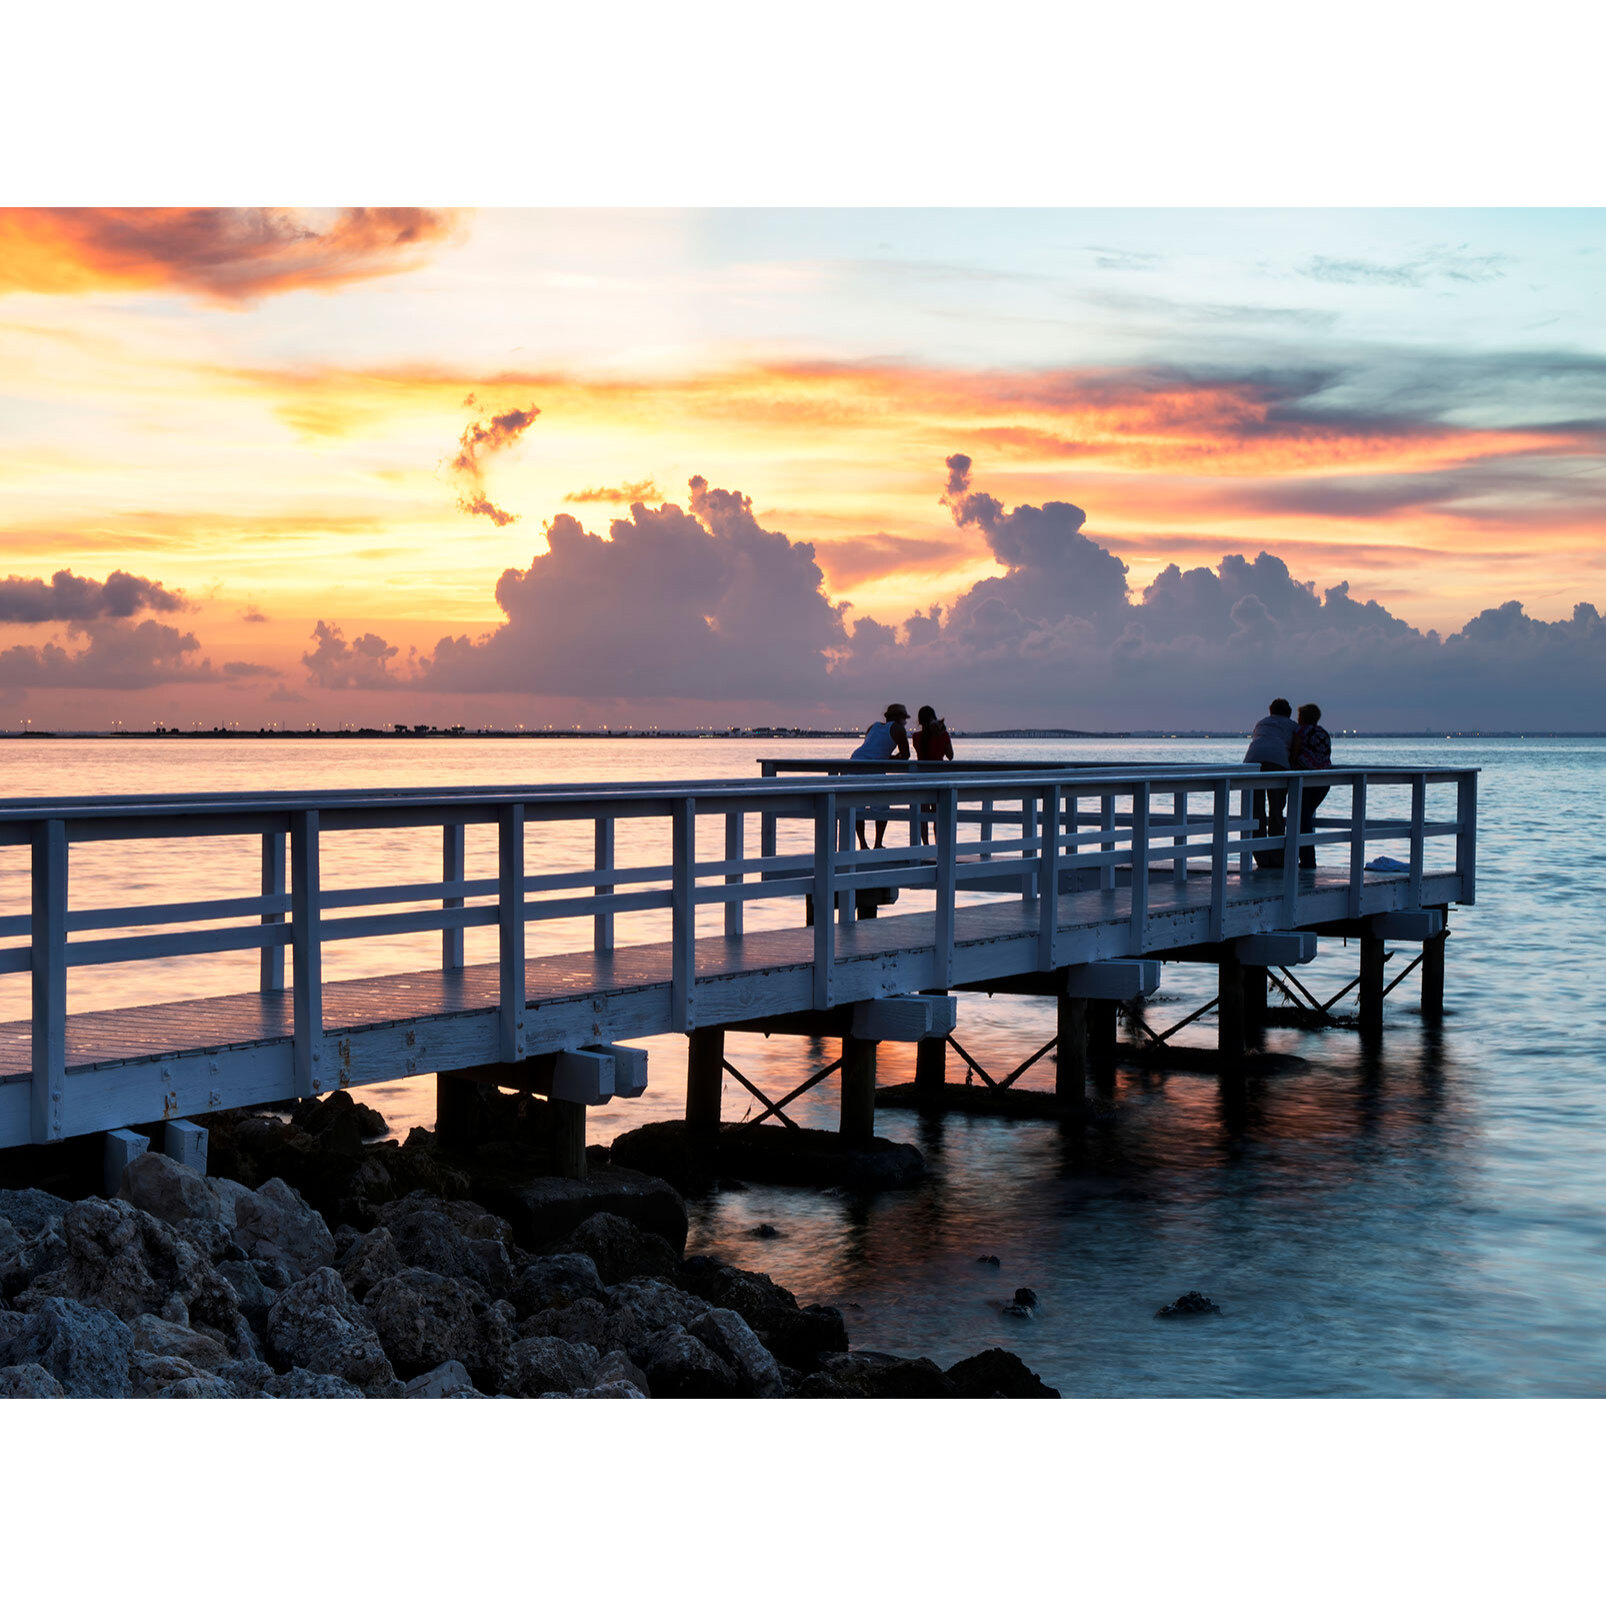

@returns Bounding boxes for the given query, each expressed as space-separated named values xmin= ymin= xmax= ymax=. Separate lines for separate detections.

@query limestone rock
xmin=118 ymin=1151 xmax=220 ymax=1226
xmin=572 ymin=1381 xmax=647 ymax=1399
xmin=217 ymin=1258 xmax=293 ymax=1337
xmin=507 ymin=1253 xmax=604 ymax=1319
xmin=518 ymin=1296 xmax=647 ymax=1359
xmin=0 ymin=1220 xmax=67 ymax=1301
xmin=207 ymin=1178 xmax=254 ymax=1228
xmin=336 ymin=1227 xmax=405 ymax=1302
xmin=604 ymin=1277 xmax=710 ymax=1335
xmin=127 ymin=1313 xmax=231 ymax=1371
xmin=0 ymin=1296 xmax=134 ymax=1398
xmin=264 ymin=1367 xmax=366 ymax=1399
xmin=1156 ymin=1290 xmax=1222 ymax=1318
xmin=130 ymin=1351 xmax=233 ymax=1399
xmin=636 ymin=1328 xmax=737 ymax=1399
xmin=404 ymin=1359 xmax=483 ymax=1399
xmin=156 ymin=1374 xmax=237 ymax=1399
xmin=361 ymin=1267 xmax=513 ymax=1391
xmin=945 ymin=1348 xmax=1060 ymax=1399
xmin=473 ymin=1164 xmax=688 ymax=1255
xmin=505 ymin=1336 xmax=600 ymax=1398
xmin=799 ymin=1351 xmax=955 ymax=1399
xmin=591 ymin=1348 xmax=650 ymax=1397
xmin=688 ymin=1306 xmax=785 ymax=1398
xmin=0 ymin=1362 xmax=65 ymax=1398
xmin=266 ymin=1266 xmax=396 ymax=1394
xmin=376 ymin=1193 xmax=513 ymax=1294
xmin=0 ymin=1189 xmax=70 ymax=1240
xmin=679 ymin=1256 xmax=847 ymax=1369
xmin=232 ymin=1178 xmax=337 ymax=1279
xmin=554 ymin=1212 xmax=680 ymax=1287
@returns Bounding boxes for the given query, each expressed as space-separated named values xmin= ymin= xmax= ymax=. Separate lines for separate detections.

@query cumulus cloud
xmin=0 ymin=619 xmax=264 ymax=688
xmin=301 ymin=621 xmax=408 ymax=690
xmin=451 ymin=400 xmax=540 ymax=525
xmin=0 ymin=568 xmax=188 ymax=623
xmin=564 ymin=479 xmax=662 ymax=505
xmin=0 ymin=208 xmax=459 ymax=304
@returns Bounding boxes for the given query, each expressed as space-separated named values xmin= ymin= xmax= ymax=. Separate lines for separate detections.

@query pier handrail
xmin=0 ymin=763 xmax=1476 ymax=1144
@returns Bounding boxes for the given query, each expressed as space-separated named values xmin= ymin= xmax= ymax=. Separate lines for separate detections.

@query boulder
xmin=554 ymin=1213 xmax=681 ymax=1287
xmin=591 ymin=1348 xmax=650 ymax=1397
xmin=265 ymin=1367 xmax=366 ymax=1399
xmin=232 ymin=1178 xmax=337 ymax=1278
xmin=336 ymin=1228 xmax=405 ymax=1302
xmin=292 ymin=1090 xmax=389 ymax=1142
xmin=404 ymin=1359 xmax=482 ymax=1399
xmin=678 ymin=1257 xmax=847 ymax=1370
xmin=266 ymin=1266 xmax=396 ymax=1394
xmin=117 ymin=1151 xmax=220 ymax=1226
xmin=0 ymin=1188 xmax=70 ymax=1240
xmin=504 ymin=1336 xmax=600 ymax=1398
xmin=130 ymin=1351 xmax=232 ymax=1399
xmin=207 ymin=1178 xmax=254 ymax=1228
xmin=22 ymin=1199 xmax=249 ymax=1355
xmin=688 ymin=1307 xmax=785 ymax=1398
xmin=0 ymin=1362 xmax=65 ymax=1398
xmin=572 ymin=1381 xmax=647 ymax=1399
xmin=0 ymin=1220 xmax=67 ymax=1301
xmin=375 ymin=1194 xmax=513 ymax=1293
xmin=945 ymin=1348 xmax=1060 ymax=1399
xmin=799 ymin=1351 xmax=955 ymax=1399
xmin=217 ymin=1258 xmax=293 ymax=1337
xmin=636 ymin=1328 xmax=737 ymax=1399
xmin=361 ymin=1268 xmax=513 ymax=1392
xmin=1156 ymin=1291 xmax=1223 ymax=1318
xmin=604 ymin=1277 xmax=711 ymax=1335
xmin=156 ymin=1374 xmax=237 ymax=1399
xmin=127 ymin=1313 xmax=231 ymax=1371
xmin=0 ymin=1296 xmax=134 ymax=1398
xmin=518 ymin=1297 xmax=647 ymax=1360
xmin=507 ymin=1253 xmax=604 ymax=1319
xmin=470 ymin=1162 xmax=688 ymax=1255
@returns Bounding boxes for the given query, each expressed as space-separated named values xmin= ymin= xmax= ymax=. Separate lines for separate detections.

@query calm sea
xmin=1 ymin=734 xmax=1600 ymax=1397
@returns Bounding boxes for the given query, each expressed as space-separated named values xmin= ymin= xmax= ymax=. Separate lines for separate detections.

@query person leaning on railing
xmin=1244 ymin=697 xmax=1297 ymax=868
xmin=912 ymin=705 xmax=953 ymax=845
xmin=1292 ymin=703 xmax=1334 ymax=869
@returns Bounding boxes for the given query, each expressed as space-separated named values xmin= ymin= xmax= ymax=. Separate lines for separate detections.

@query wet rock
xmin=335 ymin=1227 xmax=405 ymax=1302
xmin=636 ymin=1327 xmax=737 ymax=1399
xmin=375 ymin=1193 xmax=513 ymax=1294
xmin=213 ymin=1358 xmax=278 ymax=1395
xmin=23 ymin=1198 xmax=249 ymax=1354
xmin=232 ymin=1178 xmax=337 ymax=1279
xmin=0 ymin=1188 xmax=70 ymax=1240
xmin=800 ymin=1350 xmax=955 ymax=1400
xmin=604 ymin=1277 xmax=710 ymax=1335
xmin=0 ymin=1296 xmax=134 ymax=1398
xmin=127 ymin=1313 xmax=230 ymax=1371
xmin=470 ymin=1163 xmax=688 ymax=1256
xmin=688 ymin=1307 xmax=784 ymax=1398
xmin=751 ymin=1223 xmax=780 ymax=1239
xmin=946 ymin=1348 xmax=1060 ymax=1399
xmin=1000 ymin=1301 xmax=1034 ymax=1320
xmin=292 ymin=1090 xmax=389 ymax=1142
xmin=362 ymin=1268 xmax=513 ymax=1391
xmin=1155 ymin=1291 xmax=1222 ymax=1318
xmin=976 ymin=1254 xmax=1001 ymax=1267
xmin=1013 ymin=1288 xmax=1038 ymax=1308
xmin=266 ymin=1266 xmax=397 ymax=1394
xmin=507 ymin=1253 xmax=604 ymax=1319
xmin=117 ymin=1151 xmax=220 ymax=1226
xmin=518 ymin=1297 xmax=648 ymax=1359
xmin=551 ymin=1212 xmax=682 ymax=1287
xmin=678 ymin=1256 xmax=848 ymax=1370
xmin=0 ymin=1362 xmax=65 ymax=1398
xmin=612 ymin=1119 xmax=924 ymax=1194
xmin=591 ymin=1348 xmax=650 ymax=1397
xmin=404 ymin=1359 xmax=483 ymax=1399
xmin=505 ymin=1336 xmax=600 ymax=1398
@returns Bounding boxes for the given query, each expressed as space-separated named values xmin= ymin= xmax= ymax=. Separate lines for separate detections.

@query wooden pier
xmin=0 ymin=763 xmax=1476 ymax=1178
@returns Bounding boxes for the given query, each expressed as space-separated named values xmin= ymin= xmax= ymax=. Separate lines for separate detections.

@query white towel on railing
xmin=1365 ymin=856 xmax=1411 ymax=873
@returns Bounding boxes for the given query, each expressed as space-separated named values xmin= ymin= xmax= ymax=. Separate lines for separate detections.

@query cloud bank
xmin=0 ymin=568 xmax=187 ymax=623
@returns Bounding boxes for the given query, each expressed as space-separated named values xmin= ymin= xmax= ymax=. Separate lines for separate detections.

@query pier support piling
xmin=102 ymin=1127 xmax=149 ymax=1196
xmin=1056 ymin=994 xmax=1088 ymax=1104
xmin=1243 ymin=964 xmax=1268 ymax=1038
xmin=1421 ymin=912 xmax=1447 ymax=1020
xmin=549 ymin=1100 xmax=588 ymax=1181
xmin=1218 ymin=952 xmax=1245 ymax=1059
xmin=685 ymin=1026 xmax=725 ymax=1134
xmin=914 ymin=1006 xmax=948 ymax=1094
xmin=1359 ymin=935 xmax=1386 ymax=1038
xmin=1089 ymin=998 xmax=1117 ymax=1094
xmin=161 ymin=1118 xmax=209 ymax=1174
xmin=840 ymin=1031 xmax=877 ymax=1146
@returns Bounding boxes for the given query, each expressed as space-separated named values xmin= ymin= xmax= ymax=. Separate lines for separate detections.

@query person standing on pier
xmin=913 ymin=704 xmax=953 ymax=844
xmin=1292 ymin=703 xmax=1333 ymax=869
xmin=1244 ymin=697 xmax=1298 ymax=868
xmin=851 ymin=702 xmax=911 ymax=849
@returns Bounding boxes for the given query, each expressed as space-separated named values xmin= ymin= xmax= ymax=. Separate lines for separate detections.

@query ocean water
xmin=1 ymin=734 xmax=1600 ymax=1397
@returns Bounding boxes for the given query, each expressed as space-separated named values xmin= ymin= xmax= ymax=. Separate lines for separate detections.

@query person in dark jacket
xmin=912 ymin=705 xmax=954 ymax=845
xmin=1292 ymin=702 xmax=1333 ymax=869
xmin=1244 ymin=697 xmax=1297 ymax=867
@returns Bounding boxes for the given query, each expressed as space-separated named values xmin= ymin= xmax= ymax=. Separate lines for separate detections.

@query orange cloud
xmin=564 ymin=479 xmax=662 ymax=505
xmin=0 ymin=208 xmax=461 ymax=304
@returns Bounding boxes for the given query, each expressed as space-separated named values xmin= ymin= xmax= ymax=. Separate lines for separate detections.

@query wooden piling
xmin=549 ymin=1099 xmax=588 ymax=1181
xmin=685 ymin=1026 xmax=725 ymax=1133
xmin=1359 ymin=934 xmax=1386 ymax=1037
xmin=435 ymin=1071 xmax=480 ymax=1147
xmin=1421 ymin=911 xmax=1447 ymax=1020
xmin=915 ymin=1028 xmax=948 ymax=1094
xmin=840 ymin=1031 xmax=877 ymax=1145
xmin=1218 ymin=951 xmax=1245 ymax=1059
xmin=1243 ymin=963 xmax=1268 ymax=1037
xmin=1088 ymin=998 xmax=1117 ymax=1094
xmin=1056 ymin=994 xmax=1088 ymax=1103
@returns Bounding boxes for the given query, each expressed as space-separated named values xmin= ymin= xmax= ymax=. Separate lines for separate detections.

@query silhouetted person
xmin=912 ymin=705 xmax=953 ymax=844
xmin=1244 ymin=697 xmax=1297 ymax=868
xmin=1292 ymin=702 xmax=1333 ymax=869
xmin=850 ymin=702 xmax=910 ymax=849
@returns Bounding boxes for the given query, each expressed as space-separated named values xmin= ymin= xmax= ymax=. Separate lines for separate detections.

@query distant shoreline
xmin=0 ymin=728 xmax=1598 ymax=741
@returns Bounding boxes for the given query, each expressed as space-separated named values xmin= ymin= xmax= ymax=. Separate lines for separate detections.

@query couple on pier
xmin=1245 ymin=698 xmax=1333 ymax=869
xmin=850 ymin=701 xmax=953 ymax=850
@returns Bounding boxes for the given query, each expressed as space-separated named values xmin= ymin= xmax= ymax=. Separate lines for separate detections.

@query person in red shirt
xmin=913 ymin=706 xmax=953 ymax=843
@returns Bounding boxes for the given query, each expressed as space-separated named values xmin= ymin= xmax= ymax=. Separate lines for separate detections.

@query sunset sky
xmin=3 ymin=206 xmax=1604 ymax=730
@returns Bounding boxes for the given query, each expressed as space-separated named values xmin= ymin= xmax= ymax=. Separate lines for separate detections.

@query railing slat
xmin=442 ymin=822 xmax=465 ymax=970
xmin=498 ymin=803 xmax=526 ymax=1062
xmin=1282 ymin=775 xmax=1304 ymax=924
xmin=934 ymin=790 xmax=958 ymax=988
xmin=261 ymin=830 xmax=286 ymax=991
xmin=594 ymin=815 xmax=615 ymax=954
xmin=812 ymin=792 xmax=836 ymax=1009
xmin=30 ymin=820 xmax=67 ymax=1144
xmin=670 ymin=797 xmax=696 ymax=1030
xmin=1038 ymin=784 xmax=1060 ymax=970
xmin=1348 ymin=776 xmax=1367 ymax=918
xmin=1129 ymin=784 xmax=1150 ymax=948
xmin=290 ymin=810 xmax=323 ymax=1098
xmin=1210 ymin=778 xmax=1228 ymax=943
xmin=724 ymin=809 xmax=744 ymax=940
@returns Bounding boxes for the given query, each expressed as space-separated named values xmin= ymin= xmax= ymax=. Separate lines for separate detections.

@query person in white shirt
xmin=1243 ymin=697 xmax=1297 ymax=867
xmin=850 ymin=702 xmax=910 ymax=848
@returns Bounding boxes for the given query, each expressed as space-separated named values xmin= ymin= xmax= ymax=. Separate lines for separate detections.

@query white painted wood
xmin=837 ymin=804 xmax=856 ymax=927
xmin=924 ymin=994 xmax=959 ymax=1035
xmin=1019 ymin=791 xmax=1038 ymax=902
xmin=595 ymin=1043 xmax=649 ymax=1098
xmin=933 ymin=789 xmax=958 ymax=989
xmin=1210 ymin=779 xmax=1229 ymax=943
xmin=850 ymin=995 xmax=936 ymax=1041
xmin=161 ymin=1117 xmax=209 ymax=1173
xmin=1236 ymin=931 xmax=1318 ymax=966
xmin=724 ymin=810 xmax=744 ymax=939
xmin=1409 ymin=774 xmax=1426 ymax=906
xmin=30 ymin=818 xmax=67 ymax=1144
xmin=1370 ymin=909 xmax=1444 ymax=940
xmin=1172 ymin=789 xmax=1189 ymax=888
xmin=1037 ymin=784 xmax=1061 ymax=971
xmin=1348 ymin=776 xmax=1367 ymax=920
xmin=1282 ymin=774 xmax=1304 ymax=923
xmin=498 ymin=802 xmax=526 ymax=1062
xmin=548 ymin=1048 xmax=616 ymax=1106
xmin=811 ymin=792 xmax=837 ymax=1009
xmin=442 ymin=822 xmax=466 ymax=970
xmin=1457 ymin=773 xmax=1477 ymax=903
xmin=290 ymin=809 xmax=323 ymax=1097
xmin=103 ymin=1127 xmax=149 ymax=1195
xmin=1062 ymin=960 xmax=1160 ymax=999
xmin=1129 ymin=784 xmax=1150 ymax=947
xmin=1100 ymin=794 xmax=1117 ymax=890
xmin=670 ymin=796 xmax=696 ymax=1030
xmin=593 ymin=815 xmax=615 ymax=953
xmin=261 ymin=831 xmax=286 ymax=991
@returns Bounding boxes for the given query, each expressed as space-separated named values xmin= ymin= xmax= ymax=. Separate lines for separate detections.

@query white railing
xmin=0 ymin=765 xmax=1476 ymax=1144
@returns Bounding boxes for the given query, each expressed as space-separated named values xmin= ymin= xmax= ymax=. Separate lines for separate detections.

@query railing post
xmin=1100 ymin=793 xmax=1116 ymax=891
xmin=670 ymin=797 xmax=696 ymax=1030
xmin=933 ymin=786 xmax=958 ymax=988
xmin=594 ymin=815 xmax=615 ymax=954
xmin=30 ymin=818 xmax=67 ymax=1144
xmin=260 ymin=830 xmax=286 ymax=991
xmin=442 ymin=822 xmax=465 ymax=970
xmin=1281 ymin=774 xmax=1303 ymax=923
xmin=1237 ymin=783 xmax=1254 ymax=876
xmin=1348 ymin=775 xmax=1367 ymax=919
xmin=1210 ymin=778 xmax=1228 ymax=943
xmin=812 ymin=792 xmax=837 ymax=1009
xmin=1128 ymin=783 xmax=1150 ymax=949
xmin=1172 ymin=788 xmax=1188 ymax=887
xmin=498 ymin=802 xmax=526 ymax=1062
xmin=1409 ymin=774 xmax=1426 ymax=906
xmin=1021 ymin=791 xmax=1038 ymax=903
xmin=980 ymin=795 xmax=995 ymax=862
xmin=290 ymin=809 xmax=323 ymax=1097
xmin=838 ymin=804 xmax=856 ymax=927
xmin=724 ymin=808 xmax=744 ymax=940
xmin=1038 ymin=784 xmax=1060 ymax=971
xmin=1456 ymin=773 xmax=1477 ymax=904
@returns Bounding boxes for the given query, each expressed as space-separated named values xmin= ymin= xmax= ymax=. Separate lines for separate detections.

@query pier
xmin=0 ymin=763 xmax=1475 ymax=1184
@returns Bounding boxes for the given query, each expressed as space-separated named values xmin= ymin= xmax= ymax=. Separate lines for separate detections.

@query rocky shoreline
xmin=0 ymin=1093 xmax=1060 ymax=1399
